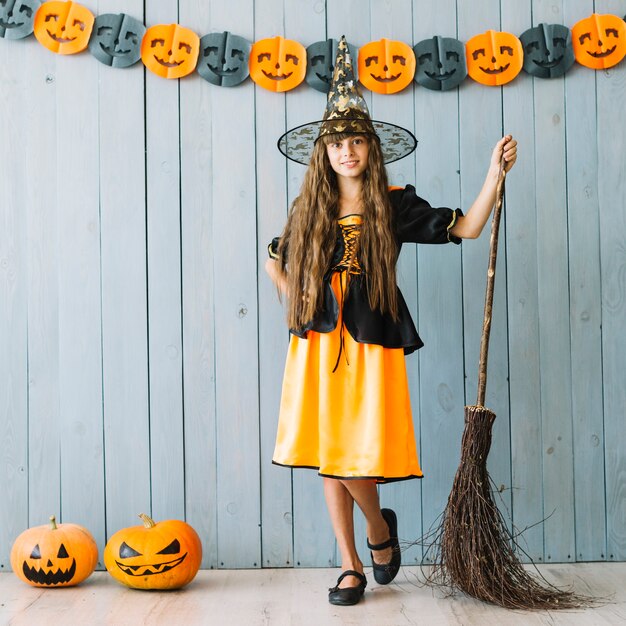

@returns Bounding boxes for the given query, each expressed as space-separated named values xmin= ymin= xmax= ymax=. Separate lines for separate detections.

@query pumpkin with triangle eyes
xmin=104 ymin=514 xmax=202 ymax=590
xmin=572 ymin=13 xmax=626 ymax=70
xmin=10 ymin=516 xmax=98 ymax=587
xmin=33 ymin=0 xmax=94 ymax=55
xmin=141 ymin=23 xmax=200 ymax=79
xmin=249 ymin=36 xmax=306 ymax=92
xmin=358 ymin=38 xmax=416 ymax=94
xmin=466 ymin=30 xmax=523 ymax=86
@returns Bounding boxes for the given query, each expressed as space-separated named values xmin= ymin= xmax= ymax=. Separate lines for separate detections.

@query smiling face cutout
xmin=33 ymin=1 xmax=94 ymax=54
xmin=0 ymin=0 xmax=39 ymax=40
xmin=466 ymin=30 xmax=523 ymax=86
xmin=141 ymin=24 xmax=199 ymax=79
xmin=88 ymin=13 xmax=145 ymax=68
xmin=249 ymin=36 xmax=306 ymax=92
xmin=414 ymin=36 xmax=467 ymax=91
xmin=572 ymin=13 xmax=626 ymax=70
xmin=358 ymin=38 xmax=415 ymax=94
xmin=520 ymin=23 xmax=574 ymax=79
xmin=197 ymin=31 xmax=251 ymax=87
xmin=306 ymin=38 xmax=359 ymax=93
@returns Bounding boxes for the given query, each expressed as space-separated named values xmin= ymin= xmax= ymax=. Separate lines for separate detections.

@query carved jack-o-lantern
xmin=141 ymin=24 xmax=199 ymax=79
xmin=305 ymin=38 xmax=359 ymax=93
xmin=104 ymin=514 xmax=202 ymax=590
xmin=0 ymin=0 xmax=39 ymax=40
xmin=572 ymin=13 xmax=626 ymax=70
xmin=249 ymin=36 xmax=306 ymax=92
xmin=88 ymin=13 xmax=145 ymax=69
xmin=10 ymin=516 xmax=98 ymax=587
xmin=520 ymin=23 xmax=575 ymax=79
xmin=358 ymin=38 xmax=416 ymax=94
xmin=413 ymin=35 xmax=467 ymax=91
xmin=197 ymin=31 xmax=251 ymax=87
xmin=33 ymin=0 xmax=94 ymax=54
xmin=466 ymin=30 xmax=523 ymax=86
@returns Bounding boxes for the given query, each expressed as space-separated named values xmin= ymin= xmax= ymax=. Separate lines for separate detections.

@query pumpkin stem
xmin=138 ymin=513 xmax=156 ymax=528
xmin=49 ymin=515 xmax=58 ymax=530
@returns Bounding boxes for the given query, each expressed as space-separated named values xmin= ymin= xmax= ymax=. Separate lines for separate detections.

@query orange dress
xmin=272 ymin=215 xmax=422 ymax=482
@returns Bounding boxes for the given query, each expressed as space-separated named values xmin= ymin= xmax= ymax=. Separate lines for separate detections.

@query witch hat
xmin=277 ymin=36 xmax=417 ymax=165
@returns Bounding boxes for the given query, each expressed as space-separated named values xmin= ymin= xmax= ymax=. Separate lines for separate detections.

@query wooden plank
xmin=596 ymin=0 xmax=626 ymax=563
xmin=54 ymin=47 xmax=105 ymax=552
xmin=211 ymin=0 xmax=261 ymax=568
xmin=144 ymin=1 xmax=185 ymax=522
xmin=563 ymin=0 xmax=607 ymax=562
xmin=0 ymin=38 xmax=29 ymax=569
xmin=98 ymin=0 xmax=151 ymax=542
xmin=500 ymin=0 xmax=543 ymax=562
xmin=21 ymin=43 xmax=62 ymax=533
xmin=458 ymin=0 xmax=512 ymax=533
xmin=178 ymin=4 xmax=218 ymax=570
xmin=531 ymin=0 xmax=575 ymax=563
xmin=367 ymin=0 xmax=423 ymax=567
xmin=411 ymin=0 xmax=465 ymax=565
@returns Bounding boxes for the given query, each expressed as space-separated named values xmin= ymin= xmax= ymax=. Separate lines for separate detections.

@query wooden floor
xmin=1 ymin=564 xmax=625 ymax=625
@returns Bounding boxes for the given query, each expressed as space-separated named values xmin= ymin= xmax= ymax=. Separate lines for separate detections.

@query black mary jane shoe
xmin=328 ymin=570 xmax=367 ymax=606
xmin=367 ymin=507 xmax=401 ymax=585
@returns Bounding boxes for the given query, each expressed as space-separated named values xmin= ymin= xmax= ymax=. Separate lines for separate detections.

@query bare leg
xmin=339 ymin=479 xmax=393 ymax=565
xmin=323 ymin=478 xmax=363 ymax=589
xmin=324 ymin=478 xmax=394 ymax=589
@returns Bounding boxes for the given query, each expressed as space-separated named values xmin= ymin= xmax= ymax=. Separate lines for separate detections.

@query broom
xmin=424 ymin=160 xmax=589 ymax=609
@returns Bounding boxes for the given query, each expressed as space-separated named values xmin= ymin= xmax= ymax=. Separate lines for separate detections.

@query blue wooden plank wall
xmin=1 ymin=0 xmax=624 ymax=571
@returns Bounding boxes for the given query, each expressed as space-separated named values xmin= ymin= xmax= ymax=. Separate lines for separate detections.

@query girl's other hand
xmin=491 ymin=135 xmax=518 ymax=173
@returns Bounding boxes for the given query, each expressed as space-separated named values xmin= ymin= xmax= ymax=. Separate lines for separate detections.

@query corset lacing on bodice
xmin=331 ymin=216 xmax=363 ymax=372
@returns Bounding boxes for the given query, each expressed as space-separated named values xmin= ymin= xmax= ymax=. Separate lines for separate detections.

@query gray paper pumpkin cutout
xmin=306 ymin=38 xmax=358 ymax=93
xmin=520 ymin=23 xmax=575 ymax=79
xmin=0 ymin=0 xmax=40 ymax=40
xmin=88 ymin=13 xmax=145 ymax=68
xmin=413 ymin=36 xmax=467 ymax=91
xmin=197 ymin=31 xmax=251 ymax=87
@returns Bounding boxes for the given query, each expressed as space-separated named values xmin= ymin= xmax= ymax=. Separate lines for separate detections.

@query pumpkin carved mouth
xmin=479 ymin=63 xmax=510 ymax=74
xmin=261 ymin=70 xmax=293 ymax=80
xmin=99 ymin=43 xmax=131 ymax=57
xmin=425 ymin=69 xmax=457 ymax=80
xmin=22 ymin=559 xmax=77 ymax=585
xmin=207 ymin=63 xmax=239 ymax=75
xmin=46 ymin=29 xmax=76 ymax=43
xmin=532 ymin=56 xmax=564 ymax=68
xmin=371 ymin=72 xmax=401 ymax=82
xmin=0 ymin=19 xmax=25 ymax=28
xmin=154 ymin=55 xmax=184 ymax=67
xmin=587 ymin=45 xmax=617 ymax=57
xmin=114 ymin=553 xmax=188 ymax=576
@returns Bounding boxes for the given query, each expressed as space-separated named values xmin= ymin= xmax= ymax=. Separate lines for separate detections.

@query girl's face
xmin=325 ymin=135 xmax=370 ymax=180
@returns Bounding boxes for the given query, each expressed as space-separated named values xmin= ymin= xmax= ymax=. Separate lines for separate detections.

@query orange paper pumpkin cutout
xmin=572 ymin=13 xmax=626 ymax=70
xmin=141 ymin=24 xmax=200 ymax=79
xmin=33 ymin=1 xmax=94 ymax=55
xmin=466 ymin=30 xmax=523 ymax=86
xmin=249 ymin=36 xmax=306 ymax=92
xmin=358 ymin=38 xmax=415 ymax=94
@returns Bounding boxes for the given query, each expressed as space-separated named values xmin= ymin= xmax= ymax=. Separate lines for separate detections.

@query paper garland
xmin=1 ymin=1 xmax=625 ymax=90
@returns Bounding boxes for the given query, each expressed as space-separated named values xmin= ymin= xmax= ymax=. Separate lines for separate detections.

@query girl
xmin=266 ymin=38 xmax=517 ymax=606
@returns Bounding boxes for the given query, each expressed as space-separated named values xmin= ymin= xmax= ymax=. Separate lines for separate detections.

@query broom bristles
xmin=423 ymin=405 xmax=593 ymax=610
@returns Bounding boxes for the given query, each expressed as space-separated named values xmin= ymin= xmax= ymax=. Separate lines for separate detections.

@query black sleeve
xmin=390 ymin=185 xmax=463 ymax=245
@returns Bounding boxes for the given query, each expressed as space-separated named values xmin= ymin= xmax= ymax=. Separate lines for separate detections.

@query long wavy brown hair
xmin=278 ymin=132 xmax=399 ymax=330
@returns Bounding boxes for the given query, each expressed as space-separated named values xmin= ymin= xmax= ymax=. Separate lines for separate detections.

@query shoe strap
xmin=367 ymin=537 xmax=394 ymax=551
xmin=336 ymin=570 xmax=367 ymax=586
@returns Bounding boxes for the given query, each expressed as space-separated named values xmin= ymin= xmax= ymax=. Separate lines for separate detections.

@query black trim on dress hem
xmin=272 ymin=460 xmax=423 ymax=483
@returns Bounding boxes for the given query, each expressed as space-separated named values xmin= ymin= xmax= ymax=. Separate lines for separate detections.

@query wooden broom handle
xmin=476 ymin=160 xmax=506 ymax=407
